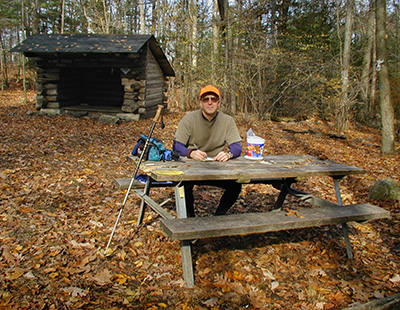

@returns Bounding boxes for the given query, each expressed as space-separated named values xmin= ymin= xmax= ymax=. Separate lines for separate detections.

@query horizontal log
xmin=124 ymin=88 xmax=144 ymax=95
xmin=121 ymin=105 xmax=139 ymax=113
xmin=47 ymin=102 xmax=61 ymax=108
xmin=123 ymin=85 xmax=141 ymax=92
xmin=44 ymin=83 xmax=58 ymax=90
xmin=146 ymin=85 xmax=165 ymax=94
xmin=46 ymin=95 xmax=63 ymax=101
xmin=120 ymin=72 xmax=140 ymax=79
xmin=121 ymin=66 xmax=144 ymax=74
xmin=121 ymin=106 xmax=133 ymax=112
xmin=132 ymin=93 xmax=145 ymax=101
xmin=121 ymin=79 xmax=143 ymax=86
xmin=145 ymin=93 xmax=164 ymax=102
xmin=123 ymin=92 xmax=139 ymax=100
xmin=145 ymin=99 xmax=166 ymax=107
xmin=145 ymin=79 xmax=167 ymax=87
xmin=46 ymin=89 xmax=58 ymax=95
xmin=121 ymin=78 xmax=144 ymax=86
xmin=124 ymin=85 xmax=145 ymax=92
xmin=146 ymin=70 xmax=163 ymax=78
xmin=122 ymin=99 xmax=140 ymax=106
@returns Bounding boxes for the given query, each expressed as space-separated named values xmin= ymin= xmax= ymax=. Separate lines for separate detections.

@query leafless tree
xmin=376 ymin=0 xmax=396 ymax=154
xmin=337 ymin=0 xmax=354 ymax=132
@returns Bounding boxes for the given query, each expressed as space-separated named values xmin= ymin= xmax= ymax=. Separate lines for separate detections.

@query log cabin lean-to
xmin=11 ymin=34 xmax=175 ymax=120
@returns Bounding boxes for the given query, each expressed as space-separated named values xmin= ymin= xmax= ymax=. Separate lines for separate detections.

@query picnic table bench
xmin=125 ymin=155 xmax=390 ymax=287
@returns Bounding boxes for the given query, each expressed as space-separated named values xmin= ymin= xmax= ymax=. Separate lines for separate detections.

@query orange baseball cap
xmin=199 ymin=85 xmax=221 ymax=98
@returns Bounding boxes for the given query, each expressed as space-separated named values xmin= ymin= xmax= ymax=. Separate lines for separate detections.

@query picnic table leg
xmin=333 ymin=177 xmax=354 ymax=259
xmin=273 ymin=184 xmax=289 ymax=210
xmin=175 ymin=184 xmax=195 ymax=288
xmin=136 ymin=177 xmax=152 ymax=226
xmin=272 ymin=178 xmax=297 ymax=210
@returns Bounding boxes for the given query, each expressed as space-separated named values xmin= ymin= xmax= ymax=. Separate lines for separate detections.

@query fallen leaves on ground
xmin=0 ymin=89 xmax=399 ymax=309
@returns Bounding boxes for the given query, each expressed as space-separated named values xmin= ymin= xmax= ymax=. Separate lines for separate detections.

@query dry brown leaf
xmin=389 ymin=274 xmax=400 ymax=283
xmin=199 ymin=192 xmax=211 ymax=201
xmin=2 ymin=249 xmax=16 ymax=265
xmin=5 ymin=267 xmax=25 ymax=281
xmin=92 ymin=269 xmax=113 ymax=286
xmin=63 ymin=287 xmax=88 ymax=297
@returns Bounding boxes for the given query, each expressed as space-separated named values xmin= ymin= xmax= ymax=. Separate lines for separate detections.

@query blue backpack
xmin=131 ymin=135 xmax=170 ymax=161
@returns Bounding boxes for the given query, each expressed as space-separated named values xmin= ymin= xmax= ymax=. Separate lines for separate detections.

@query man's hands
xmin=190 ymin=150 xmax=208 ymax=161
xmin=214 ymin=151 xmax=231 ymax=162
xmin=190 ymin=150 xmax=231 ymax=162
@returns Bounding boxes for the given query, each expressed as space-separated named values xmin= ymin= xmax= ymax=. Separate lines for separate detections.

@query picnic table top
xmin=136 ymin=155 xmax=365 ymax=182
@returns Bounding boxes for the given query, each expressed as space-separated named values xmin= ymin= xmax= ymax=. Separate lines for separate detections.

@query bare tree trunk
xmin=219 ymin=0 xmax=234 ymax=113
xmin=102 ymin=0 xmax=110 ymax=33
xmin=359 ymin=0 xmax=375 ymax=120
xmin=270 ymin=1 xmax=278 ymax=47
xmin=181 ymin=73 xmax=186 ymax=111
xmin=227 ymin=8 xmax=235 ymax=114
xmin=61 ymin=0 xmax=65 ymax=34
xmin=394 ymin=1 xmax=400 ymax=78
xmin=82 ymin=6 xmax=92 ymax=33
xmin=211 ymin=0 xmax=219 ymax=83
xmin=376 ymin=0 xmax=396 ymax=154
xmin=140 ymin=0 xmax=146 ymax=34
xmin=369 ymin=35 xmax=378 ymax=119
xmin=337 ymin=0 xmax=354 ymax=132
xmin=21 ymin=0 xmax=27 ymax=103
xmin=179 ymin=0 xmax=191 ymax=111
xmin=189 ymin=0 xmax=198 ymax=68
xmin=150 ymin=0 xmax=157 ymax=36
xmin=0 ymin=33 xmax=9 ymax=92
xmin=29 ymin=0 xmax=40 ymax=35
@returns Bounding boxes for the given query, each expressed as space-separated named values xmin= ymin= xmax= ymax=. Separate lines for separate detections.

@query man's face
xmin=200 ymin=93 xmax=220 ymax=117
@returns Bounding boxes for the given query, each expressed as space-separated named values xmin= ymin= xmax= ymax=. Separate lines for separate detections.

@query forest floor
xmin=0 ymin=89 xmax=399 ymax=310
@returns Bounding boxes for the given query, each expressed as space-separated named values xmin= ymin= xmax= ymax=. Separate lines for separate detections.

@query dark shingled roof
xmin=11 ymin=34 xmax=175 ymax=76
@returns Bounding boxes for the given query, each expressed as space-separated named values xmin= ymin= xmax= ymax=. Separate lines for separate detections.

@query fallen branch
xmin=283 ymin=128 xmax=347 ymax=139
xmin=341 ymin=293 xmax=400 ymax=310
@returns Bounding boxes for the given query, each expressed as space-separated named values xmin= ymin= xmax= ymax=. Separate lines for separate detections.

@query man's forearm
xmin=173 ymin=140 xmax=193 ymax=158
xmin=174 ymin=140 xmax=242 ymax=158
xmin=229 ymin=142 xmax=242 ymax=158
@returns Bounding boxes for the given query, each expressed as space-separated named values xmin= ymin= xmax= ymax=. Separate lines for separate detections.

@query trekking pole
xmin=103 ymin=105 xmax=164 ymax=256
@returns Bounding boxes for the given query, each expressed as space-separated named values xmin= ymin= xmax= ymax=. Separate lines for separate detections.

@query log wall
xmin=34 ymin=47 xmax=169 ymax=119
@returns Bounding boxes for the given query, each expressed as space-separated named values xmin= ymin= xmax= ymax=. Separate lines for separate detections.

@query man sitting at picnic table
xmin=173 ymin=85 xmax=242 ymax=217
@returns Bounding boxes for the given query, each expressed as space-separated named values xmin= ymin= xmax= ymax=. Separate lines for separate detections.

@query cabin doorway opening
xmin=60 ymin=67 xmax=124 ymax=113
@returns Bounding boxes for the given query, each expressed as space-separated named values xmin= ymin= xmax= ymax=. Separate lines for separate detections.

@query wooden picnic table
xmin=142 ymin=154 xmax=364 ymax=181
xmin=130 ymin=155 xmax=390 ymax=287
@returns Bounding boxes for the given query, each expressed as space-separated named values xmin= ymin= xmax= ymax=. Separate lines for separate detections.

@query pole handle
xmin=153 ymin=105 xmax=164 ymax=123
